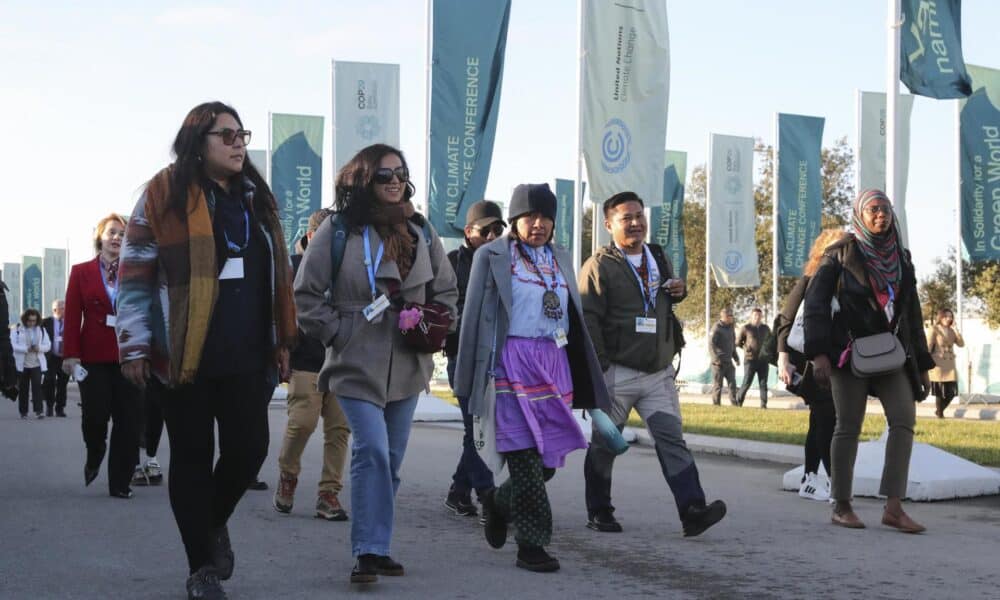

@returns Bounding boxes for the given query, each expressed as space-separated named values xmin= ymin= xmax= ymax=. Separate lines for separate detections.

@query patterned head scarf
xmin=851 ymin=189 xmax=901 ymax=293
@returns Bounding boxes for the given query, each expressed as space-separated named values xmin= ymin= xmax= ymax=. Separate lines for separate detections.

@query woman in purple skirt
xmin=453 ymin=183 xmax=610 ymax=573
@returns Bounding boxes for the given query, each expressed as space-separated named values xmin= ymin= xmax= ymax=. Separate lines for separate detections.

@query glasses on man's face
xmin=206 ymin=128 xmax=251 ymax=146
xmin=475 ymin=223 xmax=505 ymax=237
xmin=864 ymin=204 xmax=892 ymax=216
xmin=373 ymin=166 xmax=409 ymax=185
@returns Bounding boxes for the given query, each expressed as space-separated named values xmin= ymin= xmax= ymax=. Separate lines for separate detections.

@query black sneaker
xmin=46 ymin=407 xmax=54 ymax=417
xmin=248 ymin=479 xmax=268 ymax=491
xmin=480 ymin=488 xmax=508 ymax=549
xmin=682 ymin=500 xmax=727 ymax=537
xmin=516 ymin=545 xmax=560 ymax=572
xmin=186 ymin=566 xmax=227 ymax=600
xmin=351 ymin=554 xmax=379 ymax=583
xmin=374 ymin=555 xmax=404 ymax=576
xmin=586 ymin=508 xmax=623 ymax=532
xmin=445 ymin=489 xmax=478 ymax=517
xmin=209 ymin=525 xmax=234 ymax=581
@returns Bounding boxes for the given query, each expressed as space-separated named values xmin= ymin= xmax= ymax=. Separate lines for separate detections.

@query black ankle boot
xmin=351 ymin=554 xmax=378 ymax=583
xmin=515 ymin=545 xmax=560 ymax=572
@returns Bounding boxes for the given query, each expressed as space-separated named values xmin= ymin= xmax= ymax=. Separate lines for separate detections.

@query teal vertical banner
xmin=428 ymin=0 xmax=511 ymax=239
xmin=900 ymin=0 xmax=971 ymax=99
xmin=3 ymin=262 xmax=21 ymax=322
xmin=271 ymin=113 xmax=323 ymax=253
xmin=649 ymin=150 xmax=688 ymax=280
xmin=22 ymin=256 xmax=42 ymax=311
xmin=777 ymin=114 xmax=825 ymax=277
xmin=960 ymin=65 xmax=1000 ymax=261
xmin=553 ymin=179 xmax=578 ymax=251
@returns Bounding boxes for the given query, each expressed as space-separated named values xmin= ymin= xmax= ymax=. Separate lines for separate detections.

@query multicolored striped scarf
xmin=851 ymin=189 xmax=902 ymax=295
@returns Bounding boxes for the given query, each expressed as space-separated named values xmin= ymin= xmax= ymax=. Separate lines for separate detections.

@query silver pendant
xmin=542 ymin=290 xmax=563 ymax=321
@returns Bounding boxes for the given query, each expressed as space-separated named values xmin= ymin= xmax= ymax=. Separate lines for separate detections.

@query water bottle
xmin=588 ymin=408 xmax=629 ymax=455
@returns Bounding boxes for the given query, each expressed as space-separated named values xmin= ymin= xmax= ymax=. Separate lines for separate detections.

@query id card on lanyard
xmin=362 ymin=226 xmax=390 ymax=323
xmin=102 ymin=263 xmax=119 ymax=328
xmin=618 ymin=246 xmax=657 ymax=334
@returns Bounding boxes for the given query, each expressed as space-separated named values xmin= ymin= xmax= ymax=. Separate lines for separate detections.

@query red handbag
xmin=399 ymin=302 xmax=452 ymax=353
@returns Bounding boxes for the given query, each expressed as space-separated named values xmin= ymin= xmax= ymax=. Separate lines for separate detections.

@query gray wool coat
xmin=293 ymin=216 xmax=458 ymax=408
xmin=453 ymin=235 xmax=611 ymax=418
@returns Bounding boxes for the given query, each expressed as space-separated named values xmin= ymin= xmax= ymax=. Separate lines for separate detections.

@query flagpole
xmin=573 ymin=0 xmax=584 ymax=268
xmin=424 ymin=0 xmax=433 ymax=217
xmin=705 ymin=133 xmax=712 ymax=336
xmin=886 ymin=0 xmax=902 ymax=225
xmin=955 ymin=100 xmax=963 ymax=331
xmin=771 ymin=114 xmax=780 ymax=320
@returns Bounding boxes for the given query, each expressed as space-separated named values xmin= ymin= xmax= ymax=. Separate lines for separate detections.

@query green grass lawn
xmin=430 ymin=386 xmax=1000 ymax=467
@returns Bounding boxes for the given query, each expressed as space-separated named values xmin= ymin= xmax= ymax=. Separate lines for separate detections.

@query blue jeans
xmin=338 ymin=395 xmax=419 ymax=557
xmin=447 ymin=356 xmax=495 ymax=495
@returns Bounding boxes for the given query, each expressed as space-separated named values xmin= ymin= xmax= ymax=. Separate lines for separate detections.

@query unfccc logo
xmin=601 ymin=118 xmax=631 ymax=174
xmin=357 ymin=115 xmax=381 ymax=141
xmin=724 ymin=251 xmax=743 ymax=273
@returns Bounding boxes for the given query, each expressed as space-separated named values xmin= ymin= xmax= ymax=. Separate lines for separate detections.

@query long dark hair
xmin=334 ymin=143 xmax=416 ymax=227
xmin=166 ymin=101 xmax=274 ymax=219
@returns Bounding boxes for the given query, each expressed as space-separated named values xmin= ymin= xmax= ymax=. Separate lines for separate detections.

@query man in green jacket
xmin=578 ymin=191 xmax=726 ymax=537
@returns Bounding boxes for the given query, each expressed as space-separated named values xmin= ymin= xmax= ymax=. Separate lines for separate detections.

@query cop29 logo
xmin=601 ymin=118 xmax=631 ymax=174
xmin=357 ymin=115 xmax=381 ymax=141
xmin=724 ymin=251 xmax=743 ymax=273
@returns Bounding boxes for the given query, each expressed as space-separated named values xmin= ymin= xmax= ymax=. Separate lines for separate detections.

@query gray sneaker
xmin=273 ymin=471 xmax=297 ymax=514
xmin=316 ymin=491 xmax=349 ymax=521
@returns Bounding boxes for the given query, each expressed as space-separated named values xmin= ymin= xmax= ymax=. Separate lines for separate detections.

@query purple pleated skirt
xmin=493 ymin=336 xmax=587 ymax=469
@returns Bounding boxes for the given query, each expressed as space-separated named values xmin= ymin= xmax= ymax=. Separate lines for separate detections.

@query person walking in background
xmin=117 ymin=102 xmax=296 ymax=600
xmin=775 ymin=229 xmax=847 ymax=502
xmin=11 ymin=308 xmax=51 ymax=419
xmin=709 ymin=308 xmax=739 ymax=406
xmin=579 ymin=191 xmax=726 ymax=537
xmin=443 ymin=200 xmax=503 ymax=519
xmin=0 ymin=280 xmax=17 ymax=402
xmin=927 ymin=308 xmax=964 ymax=418
xmin=132 ymin=385 xmax=165 ymax=486
xmin=273 ymin=208 xmax=351 ymax=522
xmin=294 ymin=143 xmax=457 ymax=584
xmin=804 ymin=189 xmax=933 ymax=534
xmin=736 ymin=308 xmax=771 ymax=408
xmin=42 ymin=300 xmax=70 ymax=417
xmin=454 ymin=183 xmax=611 ymax=573
xmin=63 ymin=214 xmax=140 ymax=497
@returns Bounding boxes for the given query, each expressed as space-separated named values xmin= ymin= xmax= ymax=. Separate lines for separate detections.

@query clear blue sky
xmin=2 ymin=0 xmax=999 ymax=280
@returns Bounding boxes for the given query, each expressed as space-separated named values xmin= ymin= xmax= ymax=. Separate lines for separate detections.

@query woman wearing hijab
xmin=63 ymin=213 xmax=140 ymax=498
xmin=294 ymin=143 xmax=458 ymax=584
xmin=926 ymin=308 xmax=964 ymax=418
xmin=454 ymin=183 xmax=610 ymax=573
xmin=803 ymin=189 xmax=933 ymax=533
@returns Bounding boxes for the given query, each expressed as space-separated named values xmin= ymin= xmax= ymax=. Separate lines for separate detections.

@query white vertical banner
xmin=857 ymin=90 xmax=914 ymax=242
xmin=3 ymin=262 xmax=22 ymax=322
xmin=332 ymin=61 xmax=401 ymax=172
xmin=580 ymin=0 xmax=670 ymax=249
xmin=707 ymin=134 xmax=759 ymax=287
xmin=42 ymin=248 xmax=67 ymax=312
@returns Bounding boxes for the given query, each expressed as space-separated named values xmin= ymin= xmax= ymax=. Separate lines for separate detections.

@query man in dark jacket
xmin=444 ymin=200 xmax=504 ymax=518
xmin=273 ymin=209 xmax=351 ymax=521
xmin=709 ymin=308 xmax=740 ymax=406
xmin=579 ymin=191 xmax=726 ymax=537
xmin=0 ymin=279 xmax=17 ymax=401
xmin=736 ymin=307 xmax=771 ymax=408
xmin=42 ymin=300 xmax=70 ymax=416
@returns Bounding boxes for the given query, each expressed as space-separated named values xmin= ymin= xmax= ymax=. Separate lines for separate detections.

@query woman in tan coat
xmin=927 ymin=308 xmax=964 ymax=418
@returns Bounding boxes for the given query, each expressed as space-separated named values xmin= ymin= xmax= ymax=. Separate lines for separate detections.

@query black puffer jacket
xmin=802 ymin=236 xmax=933 ymax=375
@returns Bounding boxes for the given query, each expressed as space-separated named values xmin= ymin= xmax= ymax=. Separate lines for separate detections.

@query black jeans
xmin=162 ymin=371 xmax=271 ymax=573
xmin=804 ymin=399 xmax=836 ymax=476
xmin=17 ymin=367 xmax=43 ymax=415
xmin=79 ymin=363 xmax=140 ymax=494
xmin=446 ymin=356 xmax=495 ymax=495
xmin=737 ymin=359 xmax=769 ymax=407
xmin=139 ymin=382 xmax=165 ymax=458
xmin=43 ymin=356 xmax=69 ymax=412
xmin=710 ymin=362 xmax=737 ymax=405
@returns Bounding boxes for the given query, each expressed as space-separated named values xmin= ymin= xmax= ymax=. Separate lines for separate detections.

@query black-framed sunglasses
xmin=373 ymin=166 xmax=409 ymax=184
xmin=206 ymin=128 xmax=251 ymax=146
xmin=475 ymin=222 xmax=505 ymax=237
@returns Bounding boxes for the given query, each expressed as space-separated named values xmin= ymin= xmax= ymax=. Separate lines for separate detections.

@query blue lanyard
xmin=617 ymin=245 xmax=655 ymax=315
xmin=362 ymin=227 xmax=385 ymax=300
xmin=224 ymin=209 xmax=251 ymax=254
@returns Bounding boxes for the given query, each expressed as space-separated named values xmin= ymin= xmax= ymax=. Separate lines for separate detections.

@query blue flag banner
xmin=270 ymin=113 xmax=324 ymax=254
xmin=428 ymin=0 xmax=511 ymax=239
xmin=553 ymin=179 xmax=577 ymax=252
xmin=777 ymin=114 xmax=825 ymax=277
xmin=900 ymin=0 xmax=971 ymax=99
xmin=649 ymin=150 xmax=687 ymax=280
xmin=960 ymin=65 xmax=1000 ymax=261
xmin=3 ymin=262 xmax=22 ymax=322
xmin=21 ymin=256 xmax=42 ymax=311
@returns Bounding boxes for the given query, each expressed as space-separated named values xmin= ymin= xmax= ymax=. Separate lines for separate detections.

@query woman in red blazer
xmin=63 ymin=213 xmax=139 ymax=499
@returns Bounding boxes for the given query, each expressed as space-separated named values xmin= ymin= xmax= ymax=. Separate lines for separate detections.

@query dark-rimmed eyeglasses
xmin=864 ymin=205 xmax=892 ymax=215
xmin=475 ymin=223 xmax=505 ymax=237
xmin=206 ymin=128 xmax=251 ymax=146
xmin=373 ymin=166 xmax=409 ymax=184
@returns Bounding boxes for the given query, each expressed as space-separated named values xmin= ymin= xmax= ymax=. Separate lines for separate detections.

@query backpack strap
xmin=328 ymin=213 xmax=350 ymax=290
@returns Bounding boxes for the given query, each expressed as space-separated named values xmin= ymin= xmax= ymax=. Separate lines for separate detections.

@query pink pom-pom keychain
xmin=398 ymin=306 xmax=423 ymax=331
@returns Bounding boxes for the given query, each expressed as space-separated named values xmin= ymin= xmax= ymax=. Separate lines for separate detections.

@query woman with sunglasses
xmin=453 ymin=184 xmax=610 ymax=572
xmin=804 ymin=189 xmax=933 ymax=534
xmin=295 ymin=143 xmax=457 ymax=584
xmin=117 ymin=102 xmax=296 ymax=600
xmin=62 ymin=213 xmax=140 ymax=498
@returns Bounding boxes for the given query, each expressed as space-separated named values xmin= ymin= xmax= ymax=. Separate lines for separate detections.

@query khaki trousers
xmin=829 ymin=368 xmax=915 ymax=500
xmin=277 ymin=370 xmax=350 ymax=494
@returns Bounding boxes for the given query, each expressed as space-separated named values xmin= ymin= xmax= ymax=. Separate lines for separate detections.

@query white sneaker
xmin=798 ymin=472 xmax=830 ymax=502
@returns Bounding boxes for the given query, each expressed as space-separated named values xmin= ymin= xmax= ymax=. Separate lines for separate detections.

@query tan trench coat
xmin=926 ymin=324 xmax=964 ymax=382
